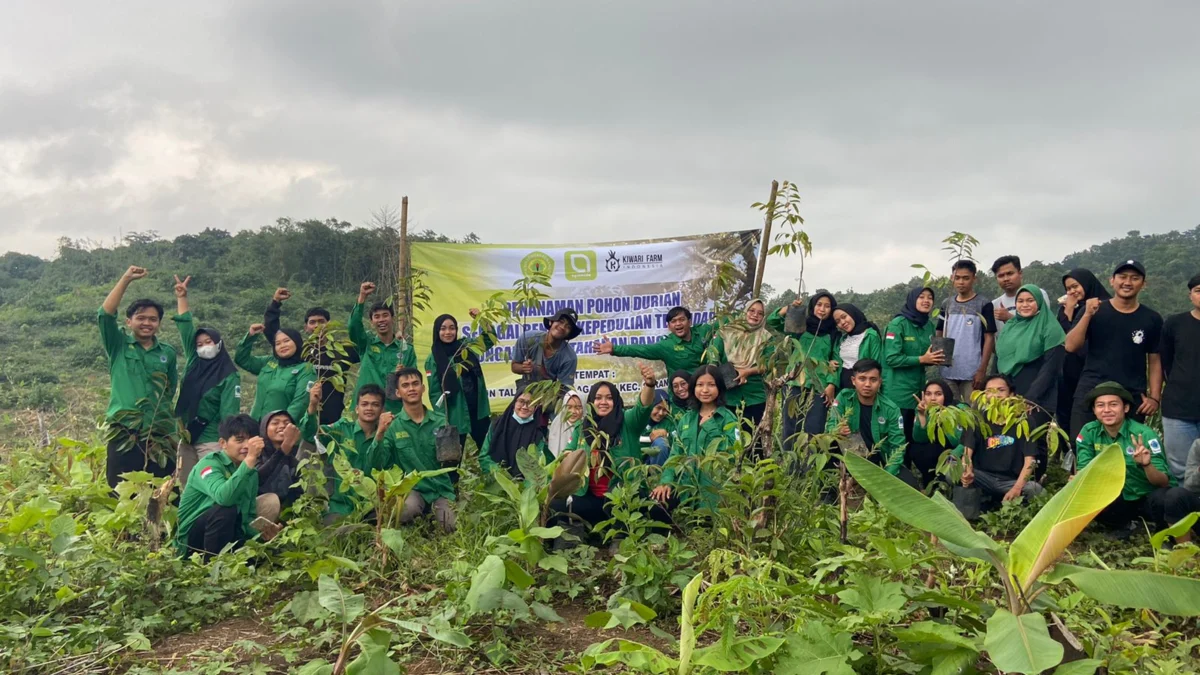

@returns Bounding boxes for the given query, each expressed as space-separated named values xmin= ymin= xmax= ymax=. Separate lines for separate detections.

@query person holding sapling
xmin=234 ymin=320 xmax=314 ymax=424
xmin=769 ymin=291 xmax=839 ymax=451
xmin=176 ymin=414 xmax=282 ymax=561
xmin=1076 ymin=382 xmax=1199 ymax=542
xmin=350 ymin=281 xmax=417 ymax=412
xmin=1055 ymin=268 xmax=1110 ymax=436
xmin=883 ymin=287 xmax=942 ymax=443
xmin=512 ymin=308 xmax=582 ymax=387
xmin=98 ymin=265 xmax=179 ymax=488
xmin=264 ymin=287 xmax=358 ymax=425
xmin=172 ymin=275 xmax=241 ymax=489
xmin=710 ymin=299 xmax=771 ymax=424
xmin=425 ymin=309 xmax=493 ymax=458
xmin=831 ymin=303 xmax=882 ymax=391
xmin=595 ymin=306 xmax=714 ymax=375
xmin=936 ymin=260 xmax=997 ymax=403
xmin=375 ymin=368 xmax=457 ymax=532
xmin=479 ymin=387 xmax=551 ymax=481
xmin=956 ymin=374 xmax=1043 ymax=518
xmin=825 ymin=359 xmax=912 ymax=485
xmin=299 ymin=382 xmax=394 ymax=523
xmin=908 ymin=379 xmax=969 ymax=488
xmin=650 ymin=364 xmax=741 ymax=518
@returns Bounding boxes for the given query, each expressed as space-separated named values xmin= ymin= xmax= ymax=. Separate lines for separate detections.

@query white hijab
xmin=547 ymin=389 xmax=584 ymax=458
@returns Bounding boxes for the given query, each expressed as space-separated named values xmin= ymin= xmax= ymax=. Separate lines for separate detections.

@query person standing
xmin=831 ymin=303 xmax=882 ymax=391
xmin=1065 ymin=260 xmax=1163 ymax=439
xmin=936 ymin=260 xmax=997 ymax=402
xmin=173 ymin=275 xmax=241 ymax=489
xmin=513 ymin=308 xmax=582 ymax=387
xmin=234 ymin=323 xmax=315 ymax=424
xmin=350 ymin=282 xmax=417 ymax=412
xmin=1055 ymin=269 xmax=1110 ymax=436
xmin=990 ymin=256 xmax=1051 ymax=332
xmin=712 ymin=299 xmax=771 ymax=423
xmin=98 ymin=266 xmax=179 ymax=488
xmin=596 ymin=306 xmax=714 ymax=375
xmin=1159 ymin=273 xmax=1200 ymax=481
xmin=426 ymin=310 xmax=493 ymax=455
xmin=769 ymin=291 xmax=839 ymax=448
xmin=883 ymin=287 xmax=943 ymax=442
xmin=996 ymin=285 xmax=1067 ymax=414
xmin=264 ymin=287 xmax=359 ymax=425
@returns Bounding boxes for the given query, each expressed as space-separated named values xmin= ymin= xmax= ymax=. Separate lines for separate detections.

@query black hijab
xmin=175 ymin=327 xmax=237 ymax=425
xmin=806 ymin=289 xmax=838 ymax=336
xmin=669 ymin=370 xmax=691 ymax=408
xmin=485 ymin=388 xmax=546 ymax=478
xmin=923 ymin=379 xmax=958 ymax=408
xmin=430 ymin=314 xmax=482 ymax=400
xmin=583 ymin=382 xmax=626 ymax=456
xmin=836 ymin=303 xmax=874 ymax=337
xmin=897 ymin=287 xmax=934 ymax=328
xmin=273 ymin=328 xmax=305 ymax=367
xmin=1058 ymin=268 xmax=1110 ymax=329
xmin=257 ymin=409 xmax=298 ymax=497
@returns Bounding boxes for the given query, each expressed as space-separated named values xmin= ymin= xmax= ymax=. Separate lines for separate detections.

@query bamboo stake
xmin=751 ymin=180 xmax=779 ymax=299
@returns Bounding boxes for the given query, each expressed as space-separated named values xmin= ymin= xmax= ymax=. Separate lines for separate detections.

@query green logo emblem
xmin=564 ymin=250 xmax=597 ymax=281
xmin=521 ymin=251 xmax=555 ymax=279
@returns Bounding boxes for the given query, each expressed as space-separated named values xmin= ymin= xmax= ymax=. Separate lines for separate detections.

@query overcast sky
xmin=2 ymin=1 xmax=1198 ymax=293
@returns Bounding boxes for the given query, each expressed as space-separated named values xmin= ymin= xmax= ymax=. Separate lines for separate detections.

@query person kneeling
xmin=376 ymin=368 xmax=457 ymax=533
xmin=1078 ymin=382 xmax=1199 ymax=542
xmin=956 ymin=374 xmax=1043 ymax=518
xmin=175 ymin=414 xmax=282 ymax=561
xmin=826 ymin=359 xmax=915 ymax=486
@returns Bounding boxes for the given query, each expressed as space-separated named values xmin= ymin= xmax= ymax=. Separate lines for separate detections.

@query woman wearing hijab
xmin=1055 ymin=269 xmax=1110 ymax=433
xmin=255 ymin=409 xmax=301 ymax=522
xmin=172 ymin=279 xmax=241 ymax=488
xmin=425 ymin=311 xmax=493 ymax=452
xmin=883 ymin=287 xmax=944 ymax=442
xmin=831 ymin=303 xmax=883 ymax=391
xmin=908 ymin=379 xmax=968 ymax=487
xmin=769 ymin=290 xmax=839 ymax=450
xmin=547 ymin=389 xmax=585 ymax=459
xmin=479 ymin=387 xmax=551 ymax=480
xmin=235 ymin=323 xmax=316 ymax=423
xmin=642 ymin=390 xmax=675 ymax=466
xmin=712 ymin=299 xmax=772 ymax=424
xmin=668 ymin=370 xmax=692 ymax=418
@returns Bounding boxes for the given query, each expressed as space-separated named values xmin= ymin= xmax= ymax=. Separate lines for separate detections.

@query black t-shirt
xmin=1079 ymin=301 xmax=1162 ymax=393
xmin=964 ymin=428 xmax=1035 ymax=479
xmin=1161 ymin=312 xmax=1200 ymax=420
xmin=860 ymin=403 xmax=876 ymax=451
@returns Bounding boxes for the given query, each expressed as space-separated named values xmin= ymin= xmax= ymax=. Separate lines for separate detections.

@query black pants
xmin=906 ymin=442 xmax=944 ymax=488
xmin=900 ymin=408 xmax=917 ymax=445
xmin=648 ymin=494 xmax=683 ymax=526
xmin=106 ymin=433 xmax=175 ymax=489
xmin=1095 ymin=488 xmax=1200 ymax=534
xmin=548 ymin=492 xmax=611 ymax=538
xmin=741 ymin=402 xmax=766 ymax=426
xmin=184 ymin=505 xmax=246 ymax=561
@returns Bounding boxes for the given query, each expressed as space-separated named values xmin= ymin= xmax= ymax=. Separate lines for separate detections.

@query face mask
xmin=197 ymin=343 xmax=222 ymax=360
xmin=512 ymin=411 xmax=535 ymax=425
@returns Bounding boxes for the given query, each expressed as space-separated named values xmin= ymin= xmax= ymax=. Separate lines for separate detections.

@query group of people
xmin=97 ymin=252 xmax=1200 ymax=559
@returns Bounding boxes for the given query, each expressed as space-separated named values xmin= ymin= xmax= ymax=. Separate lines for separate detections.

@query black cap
xmin=1113 ymin=259 xmax=1146 ymax=277
xmin=1187 ymin=273 xmax=1200 ymax=291
xmin=543 ymin=308 xmax=582 ymax=340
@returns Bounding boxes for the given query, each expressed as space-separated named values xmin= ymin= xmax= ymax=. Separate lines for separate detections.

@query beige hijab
xmin=720 ymin=299 xmax=771 ymax=368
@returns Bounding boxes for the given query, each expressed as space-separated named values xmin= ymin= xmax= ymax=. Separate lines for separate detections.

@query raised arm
xmin=234 ymin=326 xmax=269 ymax=375
xmin=173 ymin=276 xmax=196 ymax=360
xmin=349 ymin=282 xmax=375 ymax=351
xmin=264 ymin=287 xmax=289 ymax=344
xmin=103 ymin=265 xmax=146 ymax=316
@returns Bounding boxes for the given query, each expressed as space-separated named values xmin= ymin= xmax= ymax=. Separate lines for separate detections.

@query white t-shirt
xmin=839 ymin=333 xmax=866 ymax=369
xmin=993 ymin=286 xmax=1051 ymax=332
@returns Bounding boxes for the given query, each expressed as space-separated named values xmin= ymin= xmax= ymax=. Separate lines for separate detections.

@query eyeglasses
xmin=514 ymin=398 xmax=534 ymax=408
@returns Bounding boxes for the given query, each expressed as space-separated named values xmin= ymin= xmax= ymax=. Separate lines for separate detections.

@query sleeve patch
xmin=885 ymin=332 xmax=896 ymax=340
xmin=305 ymin=380 xmax=316 ymax=392
xmin=1075 ymin=434 xmax=1083 ymax=443
xmin=200 ymin=466 xmax=214 ymax=479
xmin=1149 ymin=438 xmax=1162 ymax=454
xmin=234 ymin=385 xmax=242 ymax=399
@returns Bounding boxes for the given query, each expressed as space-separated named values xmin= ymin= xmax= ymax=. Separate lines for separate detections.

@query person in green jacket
xmin=99 ymin=265 xmax=179 ymax=489
xmin=595 ymin=306 xmax=715 ymax=374
xmin=479 ymin=388 xmax=552 ymax=481
xmin=1077 ymin=382 xmax=1199 ymax=541
xmin=883 ymin=287 xmax=945 ymax=443
xmin=668 ymin=370 xmax=692 ymax=418
xmin=650 ymin=364 xmax=742 ymax=518
xmin=299 ymin=382 xmax=392 ymax=523
xmin=235 ymin=322 xmax=315 ymax=424
xmin=426 ymin=311 xmax=493 ymax=461
xmin=642 ymin=391 xmax=676 ymax=466
xmin=549 ymin=365 xmax=657 ymax=538
xmin=711 ymin=299 xmax=771 ymax=424
xmin=176 ymin=414 xmax=282 ymax=560
xmin=831 ymin=303 xmax=883 ymax=391
xmin=171 ymin=275 xmax=242 ymax=489
xmin=770 ymin=291 xmax=839 ymax=452
xmin=908 ymin=379 xmax=968 ymax=487
xmin=351 ymin=281 xmax=417 ymax=412
xmin=376 ymin=368 xmax=457 ymax=532
xmin=826 ymin=359 xmax=913 ymax=485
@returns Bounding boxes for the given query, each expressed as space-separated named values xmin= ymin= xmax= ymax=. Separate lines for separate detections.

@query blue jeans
xmin=1161 ymin=417 xmax=1200 ymax=482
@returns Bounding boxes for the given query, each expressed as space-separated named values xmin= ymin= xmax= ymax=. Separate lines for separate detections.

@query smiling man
xmin=512 ymin=308 xmax=582 ymax=387
xmin=1065 ymin=260 xmax=1164 ymax=438
xmin=990 ymin=255 xmax=1051 ymax=332
xmin=350 ymin=281 xmax=417 ymax=413
xmin=595 ymin=306 xmax=714 ymax=375
xmin=99 ymin=265 xmax=179 ymax=488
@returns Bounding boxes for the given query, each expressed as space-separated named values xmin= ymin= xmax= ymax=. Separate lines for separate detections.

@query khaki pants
xmin=177 ymin=441 xmax=223 ymax=489
xmin=253 ymin=493 xmax=281 ymax=528
xmin=945 ymin=380 xmax=977 ymax=406
xmin=400 ymin=492 xmax=456 ymax=533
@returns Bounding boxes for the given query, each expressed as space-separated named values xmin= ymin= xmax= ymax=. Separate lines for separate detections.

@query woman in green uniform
xmin=712 ymin=299 xmax=771 ymax=424
xmin=882 ymin=287 xmax=945 ymax=443
xmin=426 ymin=311 xmax=493 ymax=453
xmin=770 ymin=290 xmax=839 ymax=451
xmin=235 ymin=323 xmax=316 ymax=423
xmin=831 ymin=303 xmax=883 ymax=391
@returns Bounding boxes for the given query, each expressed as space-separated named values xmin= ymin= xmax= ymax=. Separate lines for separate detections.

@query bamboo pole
xmin=752 ymin=180 xmax=779 ymax=298
xmin=398 ymin=196 xmax=411 ymax=342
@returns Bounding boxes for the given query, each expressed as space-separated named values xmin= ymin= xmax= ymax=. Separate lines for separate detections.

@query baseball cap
xmin=1113 ymin=259 xmax=1146 ymax=277
xmin=1187 ymin=273 xmax=1200 ymax=290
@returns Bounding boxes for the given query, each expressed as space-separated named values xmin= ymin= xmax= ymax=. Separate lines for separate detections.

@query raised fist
xmin=274 ymin=288 xmax=291 ymax=303
xmin=248 ymin=323 xmax=266 ymax=336
xmin=124 ymin=266 xmax=148 ymax=281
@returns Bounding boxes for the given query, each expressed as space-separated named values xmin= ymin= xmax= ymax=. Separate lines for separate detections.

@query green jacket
xmin=175 ymin=451 xmax=258 ymax=555
xmin=882 ymin=316 xmax=935 ymax=410
xmin=611 ymin=323 xmax=716 ymax=375
xmin=659 ymin=406 xmax=741 ymax=509
xmin=766 ymin=308 xmax=837 ymax=390
xmin=299 ymin=413 xmax=388 ymax=515
xmin=567 ymin=401 xmax=655 ymax=489
xmin=826 ymin=389 xmax=906 ymax=475
xmin=349 ymin=303 xmax=417 ymax=411
xmin=235 ymin=332 xmax=315 ymax=422
xmin=1077 ymin=419 xmax=1175 ymax=501
xmin=98 ymin=307 xmax=178 ymax=432
xmin=423 ymin=333 xmax=494 ymax=436
xmin=833 ymin=328 xmax=884 ymax=385
xmin=175 ymin=312 xmax=241 ymax=444
xmin=377 ymin=406 xmax=455 ymax=504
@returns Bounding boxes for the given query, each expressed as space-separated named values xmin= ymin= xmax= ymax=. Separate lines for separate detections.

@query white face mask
xmin=196 ymin=343 xmax=222 ymax=360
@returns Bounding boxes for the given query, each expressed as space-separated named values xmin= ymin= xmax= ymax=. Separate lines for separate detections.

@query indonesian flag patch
xmin=885 ymin=332 xmax=896 ymax=340
xmin=200 ymin=466 xmax=215 ymax=479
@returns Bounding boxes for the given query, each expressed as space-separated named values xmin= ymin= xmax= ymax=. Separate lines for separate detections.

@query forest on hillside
xmin=1 ymin=221 xmax=1197 ymax=413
